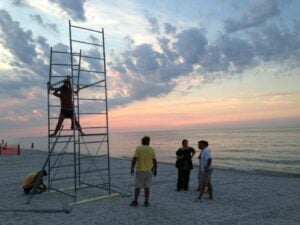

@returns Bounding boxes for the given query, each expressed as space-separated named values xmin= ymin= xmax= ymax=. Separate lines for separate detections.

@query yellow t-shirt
xmin=22 ymin=171 xmax=38 ymax=188
xmin=134 ymin=145 xmax=156 ymax=172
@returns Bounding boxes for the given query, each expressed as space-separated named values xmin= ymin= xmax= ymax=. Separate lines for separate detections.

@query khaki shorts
xmin=135 ymin=171 xmax=152 ymax=188
xmin=200 ymin=168 xmax=213 ymax=185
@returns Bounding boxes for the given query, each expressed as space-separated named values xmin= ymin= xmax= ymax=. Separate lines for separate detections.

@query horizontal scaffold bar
xmin=70 ymin=25 xmax=103 ymax=34
xmin=79 ymin=112 xmax=107 ymax=115
xmin=73 ymin=68 xmax=105 ymax=74
xmin=75 ymin=98 xmax=105 ymax=101
xmin=71 ymin=39 xmax=103 ymax=47
xmin=80 ymin=154 xmax=108 ymax=160
xmin=79 ymin=126 xmax=107 ymax=129
xmin=72 ymin=54 xmax=103 ymax=61
xmin=81 ymin=132 xmax=108 ymax=136
xmin=51 ymin=63 xmax=72 ymax=66
xmin=50 ymin=75 xmax=79 ymax=78
xmin=78 ymin=79 xmax=105 ymax=90
xmin=76 ymin=140 xmax=107 ymax=144
xmin=51 ymin=50 xmax=71 ymax=54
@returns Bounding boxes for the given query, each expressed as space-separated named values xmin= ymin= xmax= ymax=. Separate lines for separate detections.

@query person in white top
xmin=196 ymin=140 xmax=213 ymax=201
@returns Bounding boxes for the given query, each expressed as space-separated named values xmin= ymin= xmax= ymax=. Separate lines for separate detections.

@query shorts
xmin=61 ymin=109 xmax=74 ymax=118
xmin=200 ymin=168 xmax=213 ymax=185
xmin=135 ymin=171 xmax=152 ymax=188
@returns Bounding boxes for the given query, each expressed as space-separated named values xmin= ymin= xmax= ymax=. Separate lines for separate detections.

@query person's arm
xmin=176 ymin=149 xmax=184 ymax=159
xmin=130 ymin=156 xmax=137 ymax=175
xmin=204 ymin=158 xmax=212 ymax=171
xmin=152 ymin=158 xmax=157 ymax=176
xmin=53 ymin=89 xmax=60 ymax=97
xmin=191 ymin=148 xmax=196 ymax=158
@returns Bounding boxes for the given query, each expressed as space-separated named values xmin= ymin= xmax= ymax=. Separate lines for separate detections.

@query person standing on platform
xmin=175 ymin=139 xmax=195 ymax=191
xmin=130 ymin=136 xmax=157 ymax=207
xmin=49 ymin=78 xmax=85 ymax=136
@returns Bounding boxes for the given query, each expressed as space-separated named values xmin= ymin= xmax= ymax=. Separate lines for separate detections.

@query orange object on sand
xmin=0 ymin=144 xmax=20 ymax=156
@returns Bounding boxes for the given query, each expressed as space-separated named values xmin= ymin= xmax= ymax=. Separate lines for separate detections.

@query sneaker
xmin=144 ymin=201 xmax=149 ymax=207
xmin=130 ymin=201 xmax=138 ymax=207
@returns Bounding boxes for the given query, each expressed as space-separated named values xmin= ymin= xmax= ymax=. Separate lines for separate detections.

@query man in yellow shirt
xmin=130 ymin=136 xmax=157 ymax=207
xmin=22 ymin=170 xmax=47 ymax=194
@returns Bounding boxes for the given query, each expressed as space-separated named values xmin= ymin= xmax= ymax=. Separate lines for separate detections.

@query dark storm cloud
xmin=224 ymin=0 xmax=280 ymax=33
xmin=49 ymin=0 xmax=87 ymax=22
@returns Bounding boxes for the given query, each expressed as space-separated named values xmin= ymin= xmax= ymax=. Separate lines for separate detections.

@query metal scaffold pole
xmin=27 ymin=21 xmax=114 ymax=205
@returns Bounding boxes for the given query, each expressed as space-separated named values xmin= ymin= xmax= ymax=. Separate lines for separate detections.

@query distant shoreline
xmin=19 ymin=148 xmax=300 ymax=178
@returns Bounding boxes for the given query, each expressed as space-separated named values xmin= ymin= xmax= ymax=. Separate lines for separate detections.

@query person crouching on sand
xmin=196 ymin=140 xmax=213 ymax=201
xmin=130 ymin=136 xmax=157 ymax=207
xmin=22 ymin=170 xmax=47 ymax=194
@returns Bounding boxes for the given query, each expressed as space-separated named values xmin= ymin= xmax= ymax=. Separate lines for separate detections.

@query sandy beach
xmin=0 ymin=149 xmax=299 ymax=225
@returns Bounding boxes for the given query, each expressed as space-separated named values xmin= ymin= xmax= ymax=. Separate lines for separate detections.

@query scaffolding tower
xmin=45 ymin=21 xmax=111 ymax=203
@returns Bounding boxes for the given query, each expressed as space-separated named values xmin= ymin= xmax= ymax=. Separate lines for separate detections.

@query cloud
xmin=164 ymin=23 xmax=177 ymax=35
xmin=29 ymin=14 xmax=59 ymax=33
xmin=224 ymin=0 xmax=280 ymax=33
xmin=0 ymin=10 xmax=36 ymax=65
xmin=173 ymin=28 xmax=208 ymax=64
xmin=250 ymin=24 xmax=300 ymax=63
xmin=11 ymin=0 xmax=27 ymax=6
xmin=109 ymin=16 xmax=300 ymax=108
xmin=146 ymin=14 xmax=160 ymax=34
xmin=49 ymin=0 xmax=87 ymax=22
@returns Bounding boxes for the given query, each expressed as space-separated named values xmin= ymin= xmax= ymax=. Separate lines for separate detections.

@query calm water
xmin=6 ymin=127 xmax=300 ymax=175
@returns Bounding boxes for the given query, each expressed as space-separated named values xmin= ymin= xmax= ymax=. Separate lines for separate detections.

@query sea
xmin=4 ymin=127 xmax=300 ymax=176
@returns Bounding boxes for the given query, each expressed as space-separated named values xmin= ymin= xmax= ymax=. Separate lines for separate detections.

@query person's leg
xmin=74 ymin=118 xmax=85 ymax=135
xmin=144 ymin=188 xmax=150 ymax=201
xmin=23 ymin=187 xmax=31 ymax=194
xmin=207 ymin=171 xmax=213 ymax=199
xmin=198 ymin=172 xmax=208 ymax=199
xmin=131 ymin=172 xmax=142 ymax=206
xmin=51 ymin=114 xmax=65 ymax=136
xmin=184 ymin=170 xmax=190 ymax=191
xmin=143 ymin=172 xmax=152 ymax=206
xmin=134 ymin=188 xmax=140 ymax=201
xmin=195 ymin=169 xmax=202 ymax=191
xmin=177 ymin=169 xmax=184 ymax=191
xmin=207 ymin=180 xmax=213 ymax=199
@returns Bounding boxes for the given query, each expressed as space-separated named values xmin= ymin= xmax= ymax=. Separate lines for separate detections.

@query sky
xmin=0 ymin=0 xmax=300 ymax=138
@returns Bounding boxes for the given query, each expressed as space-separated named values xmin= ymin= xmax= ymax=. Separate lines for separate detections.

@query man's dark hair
xmin=39 ymin=170 xmax=47 ymax=177
xmin=141 ymin=136 xmax=150 ymax=145
xmin=182 ymin=139 xmax=188 ymax=145
xmin=199 ymin=140 xmax=209 ymax=147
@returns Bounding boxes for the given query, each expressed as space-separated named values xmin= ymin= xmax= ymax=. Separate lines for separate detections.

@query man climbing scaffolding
xmin=49 ymin=78 xmax=85 ymax=137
